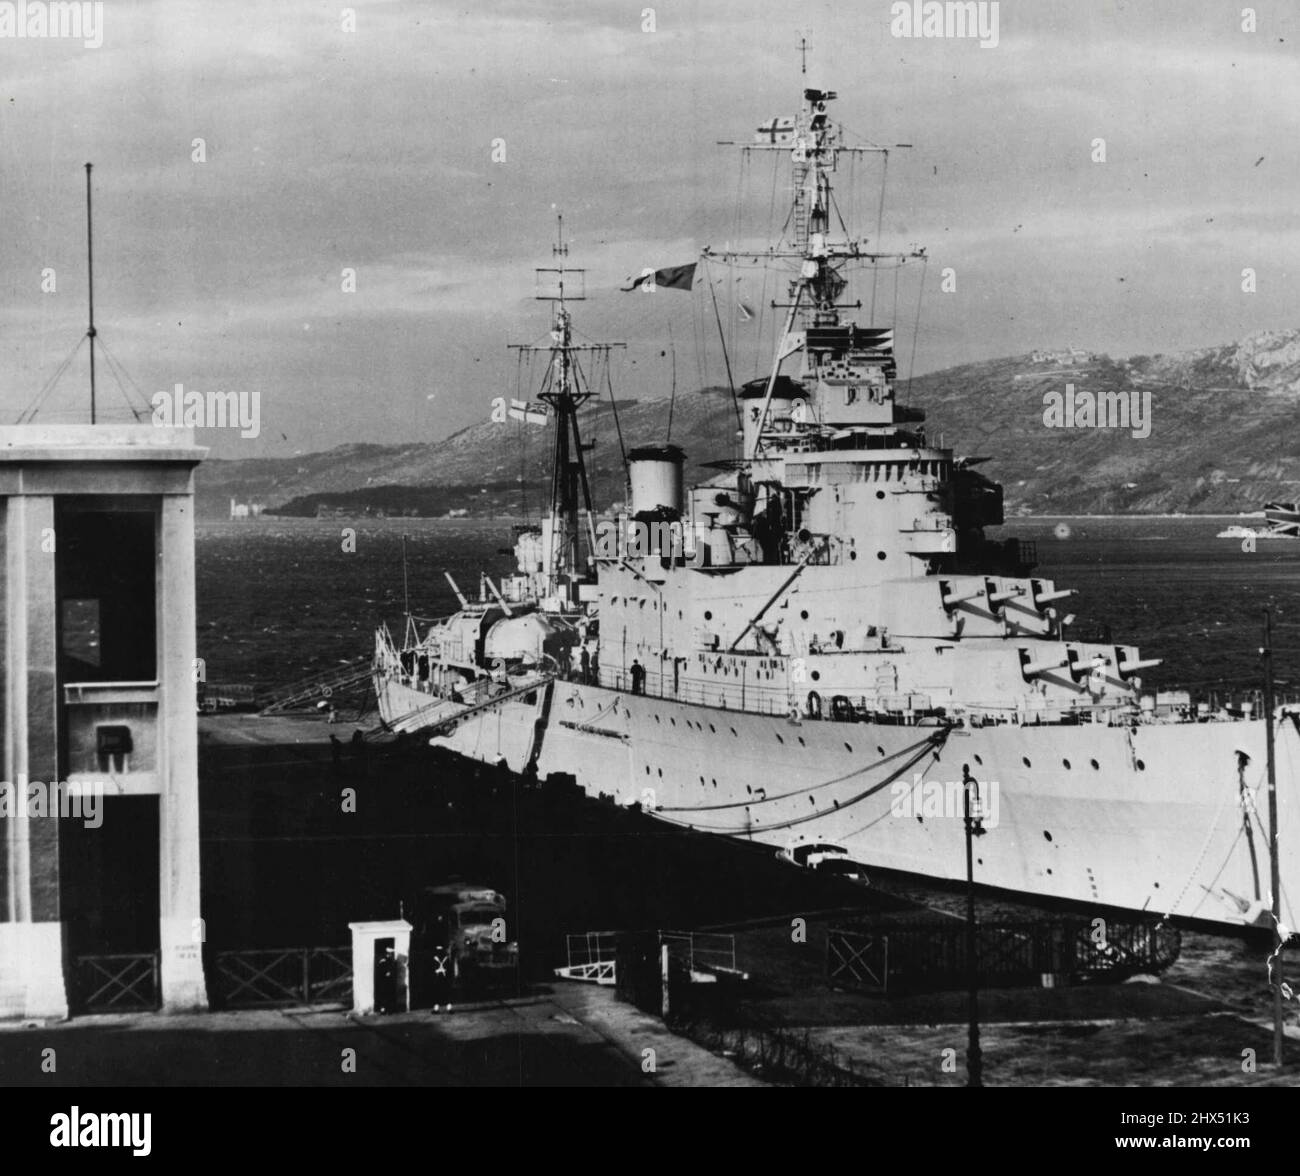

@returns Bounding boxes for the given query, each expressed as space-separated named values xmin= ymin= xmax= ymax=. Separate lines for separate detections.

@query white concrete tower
xmin=0 ymin=425 xmax=208 ymax=1018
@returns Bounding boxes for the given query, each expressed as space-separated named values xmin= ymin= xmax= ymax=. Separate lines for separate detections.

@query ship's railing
xmin=586 ymin=661 xmax=1293 ymax=728
xmin=593 ymin=663 xmax=795 ymax=717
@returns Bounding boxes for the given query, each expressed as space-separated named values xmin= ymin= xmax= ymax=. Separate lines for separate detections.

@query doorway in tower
xmin=52 ymin=502 xmax=163 ymax=1011
xmin=60 ymin=796 xmax=161 ymax=1012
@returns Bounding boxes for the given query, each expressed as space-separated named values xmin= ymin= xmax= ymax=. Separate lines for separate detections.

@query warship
xmin=373 ymin=77 xmax=1297 ymax=933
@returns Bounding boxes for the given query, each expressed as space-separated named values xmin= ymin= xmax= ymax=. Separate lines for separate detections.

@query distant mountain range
xmin=197 ymin=328 xmax=1300 ymax=519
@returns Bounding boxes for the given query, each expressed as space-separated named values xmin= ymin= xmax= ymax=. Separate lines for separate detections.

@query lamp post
xmin=962 ymin=762 xmax=987 ymax=1087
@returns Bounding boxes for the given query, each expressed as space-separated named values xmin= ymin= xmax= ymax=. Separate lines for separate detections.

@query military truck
xmin=410 ymin=881 xmax=520 ymax=998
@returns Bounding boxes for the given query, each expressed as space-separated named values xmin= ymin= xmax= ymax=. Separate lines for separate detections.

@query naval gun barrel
xmin=1021 ymin=652 xmax=1070 ymax=677
xmin=1034 ymin=587 xmax=1075 ymax=606
xmin=988 ymin=585 xmax=1027 ymax=605
xmin=1118 ymin=657 xmax=1162 ymax=677
xmin=941 ymin=582 xmax=984 ymax=608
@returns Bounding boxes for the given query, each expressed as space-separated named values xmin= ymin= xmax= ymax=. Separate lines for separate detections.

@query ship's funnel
xmin=628 ymin=445 xmax=685 ymax=517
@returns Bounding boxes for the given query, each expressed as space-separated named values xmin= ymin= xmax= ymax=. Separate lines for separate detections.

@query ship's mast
xmin=509 ymin=216 xmax=624 ymax=603
xmin=709 ymin=65 xmax=925 ymax=458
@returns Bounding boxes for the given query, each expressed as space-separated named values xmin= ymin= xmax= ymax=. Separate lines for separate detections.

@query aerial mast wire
xmin=85 ymin=161 xmax=97 ymax=424
xmin=704 ymin=263 xmax=743 ymax=434
xmin=666 ymin=323 xmax=677 ymax=444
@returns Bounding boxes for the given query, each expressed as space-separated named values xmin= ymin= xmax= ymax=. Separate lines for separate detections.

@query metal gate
xmin=73 ymin=953 xmax=161 ymax=1013
xmin=209 ymin=947 xmax=352 ymax=1008
xmin=826 ymin=918 xmax=1180 ymax=994
xmin=827 ymin=929 xmax=888 ymax=989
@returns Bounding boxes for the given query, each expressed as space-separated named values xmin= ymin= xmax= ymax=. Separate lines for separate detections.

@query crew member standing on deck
xmin=580 ymin=646 xmax=591 ymax=684
xmin=631 ymin=659 xmax=645 ymax=695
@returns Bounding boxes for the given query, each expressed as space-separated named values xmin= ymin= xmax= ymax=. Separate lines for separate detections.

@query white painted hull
xmin=378 ymin=674 xmax=1299 ymax=931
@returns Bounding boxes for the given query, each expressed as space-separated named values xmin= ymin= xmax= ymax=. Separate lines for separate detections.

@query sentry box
xmin=348 ymin=919 xmax=412 ymax=1015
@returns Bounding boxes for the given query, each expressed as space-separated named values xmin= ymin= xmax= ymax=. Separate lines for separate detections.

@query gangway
xmin=370 ymin=674 xmax=555 ymax=740
xmin=554 ymin=932 xmax=618 ymax=985
xmin=259 ymin=658 xmax=373 ymax=715
xmin=553 ymin=929 xmax=747 ymax=986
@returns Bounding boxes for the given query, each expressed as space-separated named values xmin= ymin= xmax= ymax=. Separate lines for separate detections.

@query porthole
xmin=1043 ymin=830 xmax=1052 ymax=842
xmin=1090 ymin=758 xmax=1099 ymax=770
xmin=844 ymin=742 xmax=853 ymax=753
xmin=1136 ymin=759 xmax=1145 ymax=771
xmin=876 ymin=490 xmax=885 ymax=500
xmin=704 ymin=610 xmax=713 ymax=620
xmin=800 ymin=610 xmax=809 ymax=620
xmin=811 ymin=671 xmax=821 ymax=682
xmin=708 ymin=723 xmax=716 ymax=733
xmin=731 ymin=727 xmax=738 ymax=737
xmin=1063 ymin=759 xmax=1071 ymax=770
xmin=654 ymin=714 xmax=660 ymax=723
xmin=877 ymin=551 xmax=887 ymax=561
xmin=1022 ymin=756 xmax=1032 ymax=768
xmin=776 ymin=733 xmax=784 ymax=745
xmin=670 ymin=717 xmax=676 ymax=726
xmin=877 ymin=746 xmax=885 ymax=757
xmin=657 ymin=768 xmax=663 ymax=778
xmin=1046 ymin=868 xmax=1053 ymax=875
xmin=798 ymin=736 xmax=806 ymax=747
xmin=850 ymin=551 xmax=857 ymax=560
xmin=645 ymin=765 xmax=651 ymax=775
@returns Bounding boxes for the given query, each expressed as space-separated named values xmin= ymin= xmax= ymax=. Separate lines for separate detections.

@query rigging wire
xmin=603 ymin=349 xmax=627 ymax=477
xmin=703 ymin=259 xmax=743 ymax=435
xmin=15 ymin=334 xmax=85 ymax=423
xmin=518 ymin=354 xmax=529 ymax=525
xmin=869 ymin=150 xmax=889 ymax=323
xmin=665 ymin=321 xmax=676 ymax=444
xmin=906 ymin=256 xmax=928 ymax=399
xmin=95 ymin=337 xmax=151 ymax=420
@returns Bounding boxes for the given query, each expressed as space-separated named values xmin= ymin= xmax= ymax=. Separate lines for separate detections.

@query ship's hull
xmin=378 ymin=674 xmax=1298 ymax=931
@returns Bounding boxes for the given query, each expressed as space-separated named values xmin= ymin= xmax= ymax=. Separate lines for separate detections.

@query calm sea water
xmin=195 ymin=516 xmax=1300 ymax=696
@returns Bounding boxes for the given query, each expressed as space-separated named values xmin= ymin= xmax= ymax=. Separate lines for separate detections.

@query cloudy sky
xmin=1 ymin=0 xmax=1296 ymax=457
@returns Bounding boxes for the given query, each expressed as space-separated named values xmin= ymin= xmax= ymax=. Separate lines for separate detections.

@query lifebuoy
xmin=806 ymin=690 xmax=822 ymax=720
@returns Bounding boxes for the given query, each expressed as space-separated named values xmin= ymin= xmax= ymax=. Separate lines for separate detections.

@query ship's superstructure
xmin=374 ymin=79 xmax=1298 ymax=933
